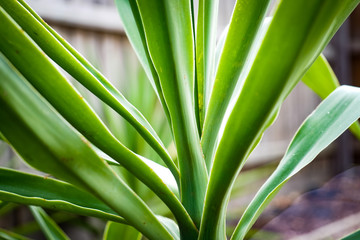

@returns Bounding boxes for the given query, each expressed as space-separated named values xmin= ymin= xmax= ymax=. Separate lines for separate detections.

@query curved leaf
xmin=0 ymin=0 xmax=177 ymax=179
xmin=200 ymin=1 xmax=360 ymax=238
xmin=231 ymin=85 xmax=360 ymax=239
xmin=0 ymin=168 xmax=126 ymax=224
xmin=303 ymin=54 xmax=360 ymax=140
xmin=0 ymin=52 xmax=173 ymax=240
xmin=29 ymin=206 xmax=70 ymax=240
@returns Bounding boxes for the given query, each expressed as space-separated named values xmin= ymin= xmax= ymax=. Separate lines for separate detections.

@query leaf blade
xmin=29 ymin=206 xmax=70 ymax=240
xmin=0 ymin=168 xmax=126 ymax=224
xmin=303 ymin=54 xmax=360 ymax=140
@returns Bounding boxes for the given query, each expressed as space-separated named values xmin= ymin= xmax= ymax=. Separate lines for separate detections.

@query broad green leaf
xmin=196 ymin=0 xmax=219 ymax=130
xmin=201 ymin=0 xmax=272 ymax=169
xmin=103 ymin=222 xmax=141 ymax=240
xmin=200 ymin=0 xmax=360 ymax=238
xmin=0 ymin=53 xmax=173 ymax=240
xmin=231 ymin=85 xmax=360 ymax=240
xmin=113 ymin=0 xmax=171 ymax=125
xmin=29 ymin=206 xmax=70 ymax=240
xmin=0 ymin=229 xmax=32 ymax=240
xmin=136 ymin=0 xmax=207 ymax=228
xmin=0 ymin=168 xmax=126 ymax=224
xmin=342 ymin=228 xmax=360 ymax=240
xmin=303 ymin=54 xmax=360 ymax=140
xmin=0 ymin=0 xmax=177 ymax=179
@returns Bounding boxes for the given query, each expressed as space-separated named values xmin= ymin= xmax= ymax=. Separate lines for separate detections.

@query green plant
xmin=0 ymin=0 xmax=360 ymax=239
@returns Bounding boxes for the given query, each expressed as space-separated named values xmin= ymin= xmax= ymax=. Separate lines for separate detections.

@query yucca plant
xmin=1 ymin=0 xmax=360 ymax=239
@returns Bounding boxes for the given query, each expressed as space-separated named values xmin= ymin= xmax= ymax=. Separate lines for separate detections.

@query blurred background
xmin=0 ymin=0 xmax=359 ymax=239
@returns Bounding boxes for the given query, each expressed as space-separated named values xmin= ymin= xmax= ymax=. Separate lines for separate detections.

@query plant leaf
xmin=136 ymin=0 xmax=207 ymax=228
xmin=201 ymin=0 xmax=272 ymax=169
xmin=0 ymin=0 xmax=176 ymax=178
xmin=195 ymin=0 xmax=219 ymax=130
xmin=200 ymin=0 xmax=360 ymax=238
xmin=113 ymin=0 xmax=171 ymax=125
xmin=29 ymin=206 xmax=70 ymax=240
xmin=0 ymin=52 xmax=173 ymax=240
xmin=0 ymin=168 xmax=126 ymax=224
xmin=103 ymin=222 xmax=141 ymax=240
xmin=231 ymin=85 xmax=360 ymax=239
xmin=303 ymin=54 xmax=360 ymax=140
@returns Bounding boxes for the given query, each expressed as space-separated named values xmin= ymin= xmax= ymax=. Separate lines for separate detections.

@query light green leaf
xmin=201 ymin=0 xmax=272 ymax=169
xmin=0 ymin=7 xmax=196 ymax=232
xmin=200 ymin=0 xmax=360 ymax=238
xmin=195 ymin=0 xmax=219 ymax=130
xmin=103 ymin=222 xmax=141 ymax=240
xmin=231 ymin=85 xmax=360 ymax=240
xmin=0 ymin=0 xmax=176 ymax=179
xmin=29 ymin=206 xmax=70 ymax=240
xmin=303 ymin=54 xmax=360 ymax=140
xmin=136 ymin=0 xmax=207 ymax=228
xmin=113 ymin=0 xmax=171 ymax=125
xmin=0 ymin=168 xmax=126 ymax=224
xmin=0 ymin=52 xmax=173 ymax=240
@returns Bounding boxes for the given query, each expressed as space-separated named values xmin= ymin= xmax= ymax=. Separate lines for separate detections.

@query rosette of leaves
xmin=0 ymin=0 xmax=360 ymax=239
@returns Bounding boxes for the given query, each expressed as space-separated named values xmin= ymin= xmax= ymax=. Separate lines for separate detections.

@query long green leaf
xmin=201 ymin=0 xmax=272 ymax=169
xmin=136 ymin=0 xmax=207 ymax=228
xmin=231 ymin=85 xmax=360 ymax=239
xmin=0 ymin=168 xmax=126 ymax=224
xmin=303 ymin=54 xmax=360 ymax=140
xmin=29 ymin=206 xmax=70 ymax=240
xmin=0 ymin=53 xmax=173 ymax=240
xmin=103 ymin=222 xmax=141 ymax=240
xmin=200 ymin=0 xmax=360 ymax=238
xmin=0 ymin=7 xmax=197 ymax=234
xmin=113 ymin=0 xmax=171 ymax=126
xmin=195 ymin=0 xmax=219 ymax=130
xmin=0 ymin=0 xmax=177 ymax=179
